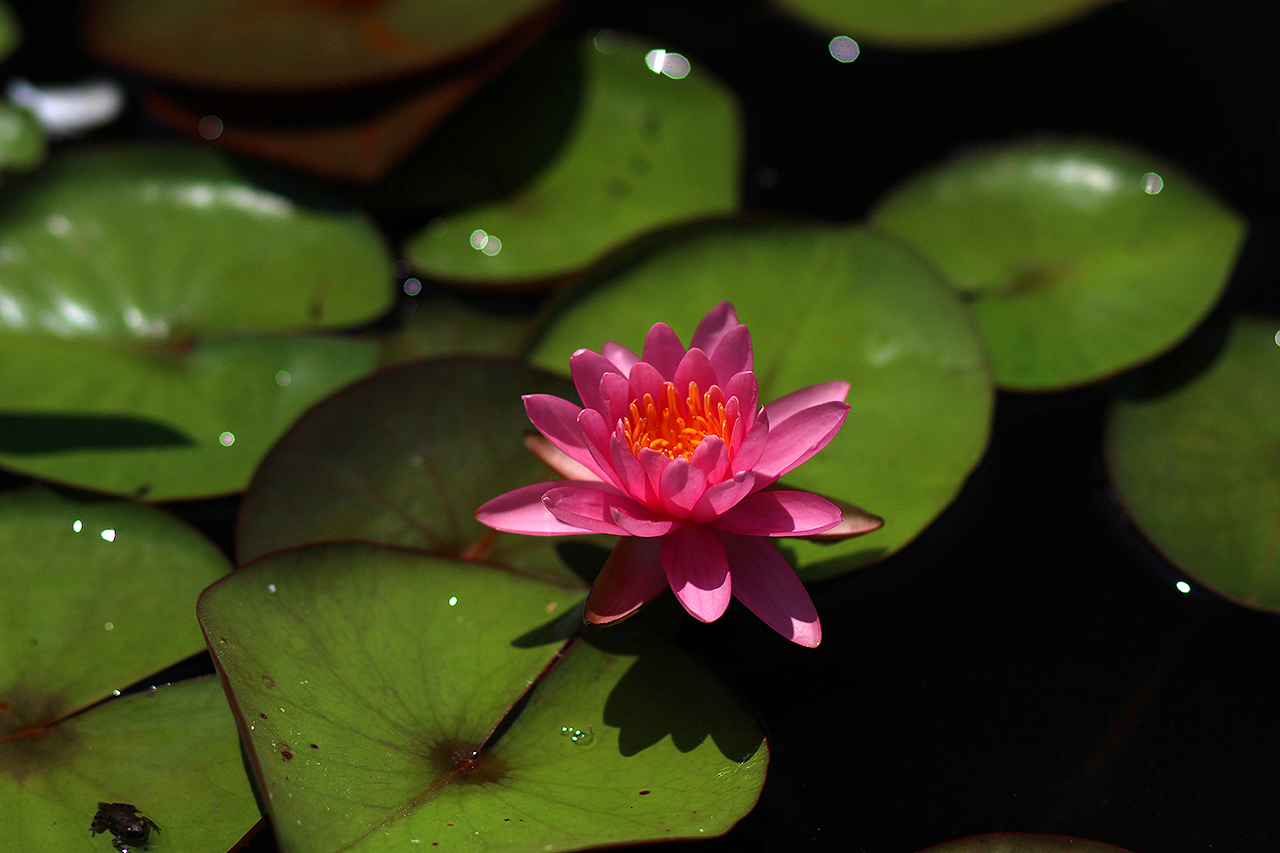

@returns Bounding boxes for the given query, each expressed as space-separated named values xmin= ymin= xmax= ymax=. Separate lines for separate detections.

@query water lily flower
xmin=476 ymin=302 xmax=881 ymax=647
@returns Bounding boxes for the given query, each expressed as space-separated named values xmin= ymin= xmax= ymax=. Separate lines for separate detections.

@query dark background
xmin=5 ymin=1 xmax=1278 ymax=851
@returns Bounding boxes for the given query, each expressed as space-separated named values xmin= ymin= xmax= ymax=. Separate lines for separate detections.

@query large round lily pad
xmin=199 ymin=543 xmax=767 ymax=853
xmin=1107 ymin=315 xmax=1280 ymax=611
xmin=0 ymin=144 xmax=390 ymax=498
xmin=777 ymin=0 xmax=1114 ymax=48
xmin=237 ymin=357 xmax=608 ymax=576
xmin=0 ymin=489 xmax=258 ymax=852
xmin=872 ymin=139 xmax=1245 ymax=391
xmin=85 ymin=0 xmax=557 ymax=89
xmin=404 ymin=33 xmax=741 ymax=286
xmin=527 ymin=221 xmax=994 ymax=579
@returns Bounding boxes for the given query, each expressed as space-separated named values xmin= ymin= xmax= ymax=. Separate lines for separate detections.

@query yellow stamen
xmin=622 ymin=380 xmax=732 ymax=460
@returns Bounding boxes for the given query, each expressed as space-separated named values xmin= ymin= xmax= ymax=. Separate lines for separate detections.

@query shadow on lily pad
xmin=0 ymin=412 xmax=194 ymax=453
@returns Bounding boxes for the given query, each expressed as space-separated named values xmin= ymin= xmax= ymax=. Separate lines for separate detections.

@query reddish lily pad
xmin=778 ymin=0 xmax=1115 ymax=48
xmin=237 ymin=357 xmax=607 ymax=575
xmin=1107 ymin=316 xmax=1280 ymax=611
xmin=199 ymin=542 xmax=767 ymax=853
xmin=404 ymin=33 xmax=741 ymax=286
xmin=0 ymin=144 xmax=389 ymax=498
xmin=872 ymin=139 xmax=1245 ymax=390
xmin=919 ymin=833 xmax=1135 ymax=852
xmin=0 ymin=489 xmax=257 ymax=851
xmin=85 ymin=0 xmax=558 ymax=90
xmin=527 ymin=221 xmax=993 ymax=579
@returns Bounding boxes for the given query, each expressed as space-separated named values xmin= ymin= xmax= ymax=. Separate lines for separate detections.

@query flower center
xmin=623 ymin=380 xmax=732 ymax=460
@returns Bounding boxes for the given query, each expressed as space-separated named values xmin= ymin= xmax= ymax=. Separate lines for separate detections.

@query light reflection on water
xmin=829 ymin=36 xmax=860 ymax=63
xmin=645 ymin=49 xmax=690 ymax=79
xmin=469 ymin=229 xmax=502 ymax=256
xmin=1141 ymin=172 xmax=1164 ymax=194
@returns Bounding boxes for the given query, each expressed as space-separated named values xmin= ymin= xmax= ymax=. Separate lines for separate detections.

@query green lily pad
xmin=0 ymin=489 xmax=258 ymax=852
xmin=0 ymin=102 xmax=44 ymax=173
xmin=0 ymin=144 xmax=391 ymax=498
xmin=404 ymin=34 xmax=741 ymax=286
xmin=527 ymin=221 xmax=993 ymax=580
xmin=85 ymin=0 xmax=556 ymax=89
xmin=376 ymin=294 xmax=532 ymax=366
xmin=0 ymin=488 xmax=229 ymax=712
xmin=919 ymin=833 xmax=1135 ymax=853
xmin=1107 ymin=315 xmax=1280 ymax=611
xmin=778 ymin=0 xmax=1113 ymax=48
xmin=1 ymin=677 xmax=262 ymax=853
xmin=199 ymin=543 xmax=767 ymax=853
xmin=237 ymin=357 xmax=607 ymax=578
xmin=872 ymin=139 xmax=1245 ymax=391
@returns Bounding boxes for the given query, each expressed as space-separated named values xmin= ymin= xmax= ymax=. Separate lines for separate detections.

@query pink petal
xmin=708 ymin=324 xmax=753 ymax=383
xmin=729 ymin=409 xmax=769 ymax=474
xmin=599 ymin=371 xmax=633 ymax=425
xmin=570 ymin=348 xmax=620 ymax=414
xmin=524 ymin=433 xmax=600 ymax=482
xmin=751 ymin=401 xmax=850 ymax=485
xmin=723 ymin=371 xmax=759 ymax=422
xmin=638 ymin=447 xmax=671 ymax=501
xmin=689 ymin=470 xmax=756 ymax=523
xmin=523 ymin=394 xmax=612 ymax=483
xmin=584 ymin=537 xmax=668 ymax=625
xmin=673 ymin=347 xmax=718 ymax=398
xmin=713 ymin=490 xmax=842 ymax=536
xmin=657 ymin=457 xmax=708 ymax=518
xmin=602 ymin=340 xmax=640 ymax=374
xmin=763 ymin=380 xmax=851 ymax=424
xmin=627 ymin=361 xmax=666 ymax=405
xmin=688 ymin=434 xmax=729 ymax=484
xmin=641 ymin=322 xmax=685 ymax=379
xmin=661 ymin=523 xmax=731 ymax=622
xmin=476 ymin=481 xmax=588 ymax=535
xmin=609 ymin=434 xmax=656 ymax=507
xmin=576 ymin=407 xmax=626 ymax=491
xmin=718 ymin=531 xmax=821 ymax=647
xmin=689 ymin=301 xmax=740 ymax=352
xmin=612 ymin=508 xmax=680 ymax=537
xmin=542 ymin=483 xmax=668 ymax=537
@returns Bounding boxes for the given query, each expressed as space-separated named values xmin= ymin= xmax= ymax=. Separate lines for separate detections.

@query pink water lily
xmin=476 ymin=302 xmax=881 ymax=647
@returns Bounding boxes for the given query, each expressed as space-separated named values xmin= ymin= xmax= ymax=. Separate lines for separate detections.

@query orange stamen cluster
xmin=623 ymin=380 xmax=732 ymax=460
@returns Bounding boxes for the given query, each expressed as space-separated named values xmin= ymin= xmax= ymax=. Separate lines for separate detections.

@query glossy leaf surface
xmin=0 ymin=489 xmax=229 ymax=713
xmin=0 ymin=490 xmax=256 ymax=852
xmin=1107 ymin=316 xmax=1280 ymax=611
xmin=1 ymin=678 xmax=261 ymax=853
xmin=199 ymin=543 xmax=767 ymax=853
xmin=405 ymin=34 xmax=740 ymax=286
xmin=873 ymin=139 xmax=1245 ymax=390
xmin=85 ymin=0 xmax=556 ymax=89
xmin=778 ymin=0 xmax=1114 ymax=48
xmin=527 ymin=221 xmax=993 ymax=579
xmin=919 ymin=833 xmax=1134 ymax=852
xmin=237 ymin=357 xmax=604 ymax=573
xmin=0 ymin=144 xmax=389 ymax=498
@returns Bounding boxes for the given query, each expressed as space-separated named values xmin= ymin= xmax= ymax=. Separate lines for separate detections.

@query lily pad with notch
xmin=0 ymin=489 xmax=258 ymax=852
xmin=1107 ymin=315 xmax=1280 ymax=611
xmin=872 ymin=139 xmax=1245 ymax=391
xmin=0 ymin=144 xmax=390 ymax=499
xmin=198 ymin=542 xmax=767 ymax=853
xmin=404 ymin=33 xmax=741 ymax=287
